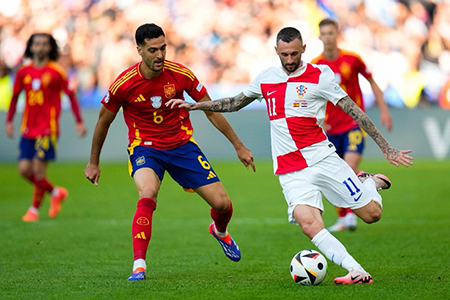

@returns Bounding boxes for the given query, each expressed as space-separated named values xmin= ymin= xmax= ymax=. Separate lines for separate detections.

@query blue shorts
xmin=127 ymin=140 xmax=220 ymax=190
xmin=327 ymin=127 xmax=365 ymax=158
xmin=19 ymin=136 xmax=57 ymax=161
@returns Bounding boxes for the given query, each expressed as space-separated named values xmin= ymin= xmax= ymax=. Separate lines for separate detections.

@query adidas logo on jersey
xmin=134 ymin=94 xmax=146 ymax=102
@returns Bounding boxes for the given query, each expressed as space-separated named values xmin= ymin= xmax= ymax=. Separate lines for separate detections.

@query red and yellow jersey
xmin=311 ymin=49 xmax=372 ymax=135
xmin=102 ymin=60 xmax=207 ymax=150
xmin=6 ymin=61 xmax=83 ymax=138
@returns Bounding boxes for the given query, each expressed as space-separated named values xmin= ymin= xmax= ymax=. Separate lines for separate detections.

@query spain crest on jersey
xmin=42 ymin=72 xmax=52 ymax=88
xmin=164 ymin=83 xmax=176 ymax=99
xmin=296 ymin=85 xmax=307 ymax=99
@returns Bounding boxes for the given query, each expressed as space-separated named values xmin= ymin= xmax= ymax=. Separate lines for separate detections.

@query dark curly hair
xmin=24 ymin=33 xmax=59 ymax=61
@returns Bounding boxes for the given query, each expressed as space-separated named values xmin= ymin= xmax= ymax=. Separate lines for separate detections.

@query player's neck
xmin=33 ymin=57 xmax=49 ymax=68
xmin=139 ymin=62 xmax=161 ymax=79
xmin=323 ymin=47 xmax=339 ymax=61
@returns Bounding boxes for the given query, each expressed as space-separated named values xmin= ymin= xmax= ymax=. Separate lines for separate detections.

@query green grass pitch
xmin=0 ymin=159 xmax=449 ymax=299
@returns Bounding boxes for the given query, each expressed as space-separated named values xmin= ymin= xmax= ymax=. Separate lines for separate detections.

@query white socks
xmin=133 ymin=258 xmax=146 ymax=271
xmin=363 ymin=178 xmax=383 ymax=208
xmin=28 ymin=206 xmax=39 ymax=214
xmin=213 ymin=224 xmax=228 ymax=238
xmin=311 ymin=228 xmax=366 ymax=273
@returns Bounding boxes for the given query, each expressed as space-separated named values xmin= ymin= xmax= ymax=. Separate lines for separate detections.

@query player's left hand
xmin=76 ymin=122 xmax=87 ymax=137
xmin=384 ymin=148 xmax=413 ymax=167
xmin=236 ymin=145 xmax=256 ymax=172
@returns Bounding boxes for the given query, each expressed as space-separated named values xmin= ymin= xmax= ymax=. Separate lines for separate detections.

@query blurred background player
xmin=5 ymin=33 xmax=87 ymax=222
xmin=311 ymin=18 xmax=393 ymax=232
xmin=84 ymin=23 xmax=255 ymax=281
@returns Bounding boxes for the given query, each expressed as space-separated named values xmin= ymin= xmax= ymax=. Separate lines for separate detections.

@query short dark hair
xmin=24 ymin=33 xmax=59 ymax=61
xmin=276 ymin=27 xmax=302 ymax=45
xmin=318 ymin=18 xmax=339 ymax=30
xmin=135 ymin=23 xmax=165 ymax=46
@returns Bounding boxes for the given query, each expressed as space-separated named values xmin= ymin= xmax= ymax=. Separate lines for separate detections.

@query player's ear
xmin=136 ymin=45 xmax=142 ymax=56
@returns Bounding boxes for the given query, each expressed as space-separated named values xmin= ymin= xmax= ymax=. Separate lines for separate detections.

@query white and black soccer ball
xmin=290 ymin=249 xmax=328 ymax=285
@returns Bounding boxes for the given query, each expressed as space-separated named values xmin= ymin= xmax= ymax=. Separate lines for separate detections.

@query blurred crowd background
xmin=1 ymin=0 xmax=450 ymax=110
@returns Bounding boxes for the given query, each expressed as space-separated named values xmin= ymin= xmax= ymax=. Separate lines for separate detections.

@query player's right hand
xmin=166 ymin=99 xmax=195 ymax=110
xmin=84 ymin=163 xmax=101 ymax=185
xmin=5 ymin=122 xmax=14 ymax=138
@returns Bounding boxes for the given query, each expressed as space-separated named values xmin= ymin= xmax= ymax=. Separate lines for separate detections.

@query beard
xmin=282 ymin=60 xmax=300 ymax=73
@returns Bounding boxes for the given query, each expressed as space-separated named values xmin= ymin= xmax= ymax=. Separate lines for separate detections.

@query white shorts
xmin=279 ymin=152 xmax=375 ymax=224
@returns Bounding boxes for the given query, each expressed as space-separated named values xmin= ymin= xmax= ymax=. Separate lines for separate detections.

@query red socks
xmin=24 ymin=173 xmax=35 ymax=184
xmin=35 ymin=178 xmax=54 ymax=194
xmin=132 ymin=198 xmax=156 ymax=261
xmin=24 ymin=175 xmax=53 ymax=209
xmin=32 ymin=187 xmax=46 ymax=209
xmin=210 ymin=201 xmax=233 ymax=233
xmin=336 ymin=207 xmax=347 ymax=218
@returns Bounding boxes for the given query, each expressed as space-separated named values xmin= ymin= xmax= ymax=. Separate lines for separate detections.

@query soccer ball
xmin=290 ymin=249 xmax=328 ymax=285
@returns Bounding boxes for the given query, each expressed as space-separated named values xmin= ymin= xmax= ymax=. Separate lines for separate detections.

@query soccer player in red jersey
xmin=5 ymin=33 xmax=87 ymax=222
xmin=84 ymin=23 xmax=255 ymax=280
xmin=311 ymin=18 xmax=393 ymax=232
xmin=168 ymin=26 xmax=412 ymax=284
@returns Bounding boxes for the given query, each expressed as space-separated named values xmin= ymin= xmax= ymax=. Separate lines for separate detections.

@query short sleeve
xmin=243 ymin=72 xmax=263 ymax=101
xmin=101 ymin=89 xmax=122 ymax=113
xmin=184 ymin=77 xmax=207 ymax=102
xmin=317 ymin=65 xmax=348 ymax=105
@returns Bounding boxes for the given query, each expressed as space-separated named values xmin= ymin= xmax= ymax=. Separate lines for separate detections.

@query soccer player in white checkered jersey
xmin=167 ymin=27 xmax=413 ymax=284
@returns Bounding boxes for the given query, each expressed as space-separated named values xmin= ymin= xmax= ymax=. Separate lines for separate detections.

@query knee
xmin=361 ymin=209 xmax=382 ymax=224
xmin=212 ymin=198 xmax=231 ymax=211
xmin=138 ymin=187 xmax=158 ymax=201
xmin=18 ymin=166 xmax=32 ymax=179
xmin=354 ymin=200 xmax=383 ymax=224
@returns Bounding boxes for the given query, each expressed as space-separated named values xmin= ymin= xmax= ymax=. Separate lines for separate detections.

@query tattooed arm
xmin=337 ymin=96 xmax=413 ymax=167
xmin=167 ymin=92 xmax=257 ymax=112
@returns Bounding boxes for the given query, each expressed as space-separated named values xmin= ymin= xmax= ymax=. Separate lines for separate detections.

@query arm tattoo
xmin=194 ymin=92 xmax=256 ymax=112
xmin=337 ymin=96 xmax=391 ymax=152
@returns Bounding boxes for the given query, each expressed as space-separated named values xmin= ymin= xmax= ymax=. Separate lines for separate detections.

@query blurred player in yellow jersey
xmin=311 ymin=18 xmax=392 ymax=232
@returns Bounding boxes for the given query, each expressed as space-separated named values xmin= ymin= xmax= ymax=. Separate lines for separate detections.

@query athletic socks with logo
xmin=132 ymin=198 xmax=156 ymax=260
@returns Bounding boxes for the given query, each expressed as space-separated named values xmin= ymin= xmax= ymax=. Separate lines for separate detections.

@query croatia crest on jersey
xmin=164 ymin=83 xmax=176 ymax=99
xmin=296 ymin=85 xmax=307 ymax=99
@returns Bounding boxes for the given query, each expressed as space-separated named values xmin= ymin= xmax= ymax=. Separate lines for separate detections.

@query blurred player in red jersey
xmin=311 ymin=18 xmax=393 ymax=232
xmin=84 ymin=23 xmax=255 ymax=281
xmin=5 ymin=33 xmax=87 ymax=222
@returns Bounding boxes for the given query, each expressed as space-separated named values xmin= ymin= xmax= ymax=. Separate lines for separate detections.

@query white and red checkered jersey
xmin=243 ymin=62 xmax=348 ymax=175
